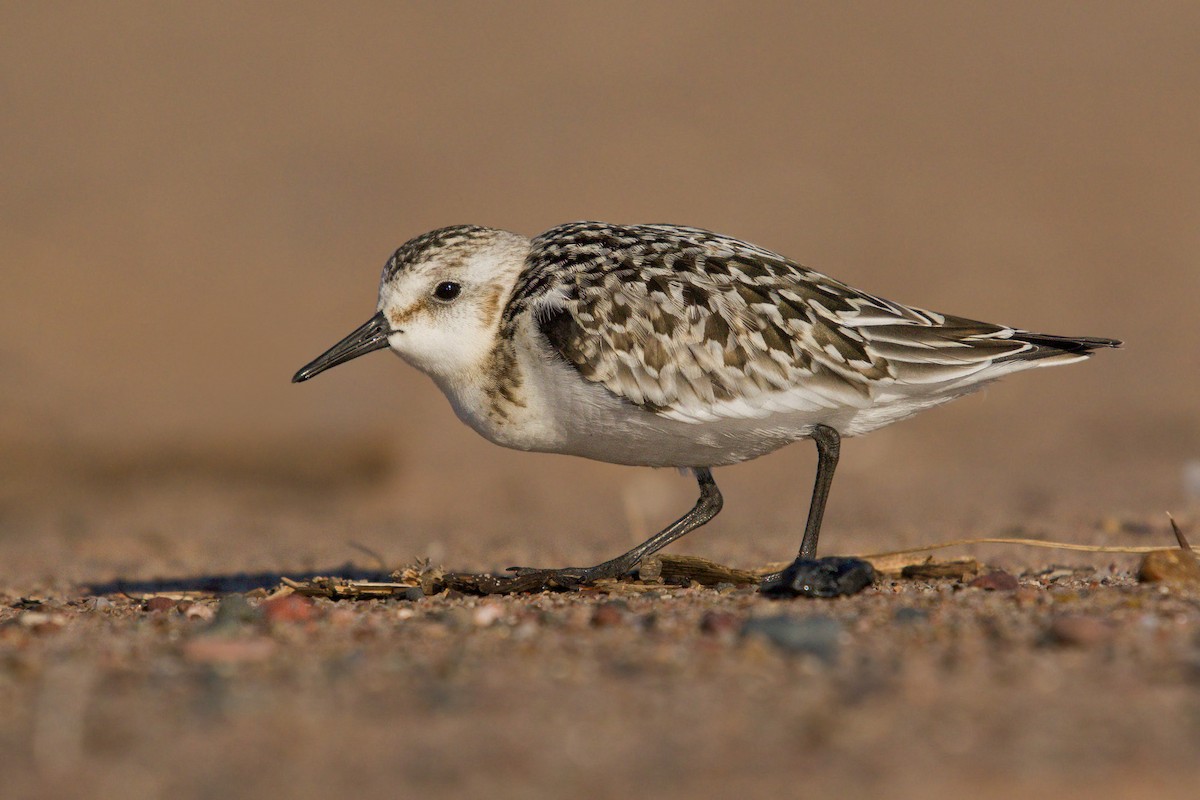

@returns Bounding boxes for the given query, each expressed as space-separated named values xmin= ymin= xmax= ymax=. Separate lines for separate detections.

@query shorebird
xmin=293 ymin=222 xmax=1119 ymax=591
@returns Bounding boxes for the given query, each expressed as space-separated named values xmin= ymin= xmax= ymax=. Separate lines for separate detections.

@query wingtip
xmin=1013 ymin=332 xmax=1123 ymax=355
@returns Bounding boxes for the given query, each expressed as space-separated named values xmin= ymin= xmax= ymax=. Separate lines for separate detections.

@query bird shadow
xmin=83 ymin=563 xmax=393 ymax=597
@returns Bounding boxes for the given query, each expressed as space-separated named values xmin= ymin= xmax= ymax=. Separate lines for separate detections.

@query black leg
xmin=797 ymin=424 xmax=840 ymax=559
xmin=501 ymin=468 xmax=723 ymax=591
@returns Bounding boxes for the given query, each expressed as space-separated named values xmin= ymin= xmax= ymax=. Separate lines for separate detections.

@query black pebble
xmin=761 ymin=556 xmax=875 ymax=599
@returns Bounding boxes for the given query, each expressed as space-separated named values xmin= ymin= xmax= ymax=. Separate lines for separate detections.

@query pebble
xmin=1047 ymin=614 xmax=1113 ymax=647
xmin=741 ymin=615 xmax=842 ymax=663
xmin=261 ymin=594 xmax=315 ymax=624
xmin=83 ymin=596 xmax=114 ymax=611
xmin=144 ymin=596 xmax=177 ymax=614
xmin=969 ymin=571 xmax=1019 ymax=591
xmin=761 ymin=557 xmax=875 ymax=599
xmin=1137 ymin=550 xmax=1200 ymax=585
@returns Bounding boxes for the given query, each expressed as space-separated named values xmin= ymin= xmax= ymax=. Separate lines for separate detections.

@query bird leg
xmin=798 ymin=424 xmax=840 ymax=559
xmin=756 ymin=424 xmax=843 ymax=591
xmin=503 ymin=468 xmax=723 ymax=590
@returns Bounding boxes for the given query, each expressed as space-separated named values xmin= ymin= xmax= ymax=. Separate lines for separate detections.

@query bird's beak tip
xmin=291 ymin=312 xmax=390 ymax=386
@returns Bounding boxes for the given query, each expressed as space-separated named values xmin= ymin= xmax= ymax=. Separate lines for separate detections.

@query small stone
xmin=402 ymin=587 xmax=424 ymax=602
xmin=261 ymin=594 xmax=315 ymax=624
xmin=590 ymin=600 xmax=628 ymax=627
xmin=144 ymin=596 xmax=176 ymax=614
xmin=741 ymin=615 xmax=841 ymax=663
xmin=1138 ymin=550 xmax=1200 ymax=585
xmin=84 ymin=597 xmax=114 ymax=611
xmin=1048 ymin=614 xmax=1113 ymax=647
xmin=969 ymin=571 xmax=1019 ymax=591
xmin=762 ymin=557 xmax=875 ymax=599
xmin=699 ymin=610 xmax=740 ymax=636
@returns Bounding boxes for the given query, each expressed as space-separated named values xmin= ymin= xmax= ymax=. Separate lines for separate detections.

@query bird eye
xmin=433 ymin=281 xmax=462 ymax=302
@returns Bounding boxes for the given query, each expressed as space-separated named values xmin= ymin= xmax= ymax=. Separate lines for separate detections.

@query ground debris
xmin=283 ymin=553 xmax=761 ymax=598
xmin=900 ymin=558 xmax=980 ymax=581
xmin=639 ymin=554 xmax=760 ymax=586
xmin=281 ymin=550 xmax=1003 ymax=599
xmin=283 ymin=576 xmax=425 ymax=600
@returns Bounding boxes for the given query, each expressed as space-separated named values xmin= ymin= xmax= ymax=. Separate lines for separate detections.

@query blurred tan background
xmin=3 ymin=2 xmax=1198 ymax=577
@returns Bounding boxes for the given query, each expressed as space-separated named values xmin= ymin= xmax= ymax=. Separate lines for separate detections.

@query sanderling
xmin=294 ymin=222 xmax=1119 ymax=591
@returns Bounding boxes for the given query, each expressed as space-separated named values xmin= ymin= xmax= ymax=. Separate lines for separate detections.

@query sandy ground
xmin=3 ymin=476 xmax=1199 ymax=800
xmin=3 ymin=3 xmax=1200 ymax=798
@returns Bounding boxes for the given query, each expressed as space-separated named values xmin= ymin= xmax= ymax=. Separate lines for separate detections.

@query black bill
xmin=292 ymin=311 xmax=391 ymax=383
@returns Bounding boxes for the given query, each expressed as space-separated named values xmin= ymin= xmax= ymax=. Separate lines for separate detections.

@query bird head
xmin=292 ymin=225 xmax=529 ymax=385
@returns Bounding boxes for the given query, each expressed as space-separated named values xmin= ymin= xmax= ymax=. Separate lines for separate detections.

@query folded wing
xmin=510 ymin=222 xmax=1118 ymax=424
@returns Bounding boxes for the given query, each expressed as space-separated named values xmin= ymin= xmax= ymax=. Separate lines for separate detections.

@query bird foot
xmin=503 ymin=568 xmax=589 ymax=590
xmin=760 ymin=556 xmax=876 ymax=598
xmin=502 ymin=560 xmax=630 ymax=590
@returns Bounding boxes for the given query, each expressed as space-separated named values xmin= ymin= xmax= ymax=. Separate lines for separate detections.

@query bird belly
xmin=503 ymin=353 xmax=820 ymax=467
xmin=442 ymin=339 xmax=986 ymax=468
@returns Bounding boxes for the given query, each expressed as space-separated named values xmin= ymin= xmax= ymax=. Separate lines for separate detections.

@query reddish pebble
xmin=145 ymin=596 xmax=177 ymax=613
xmin=261 ymin=594 xmax=315 ymax=624
xmin=969 ymin=571 xmax=1019 ymax=591
xmin=590 ymin=602 xmax=627 ymax=627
